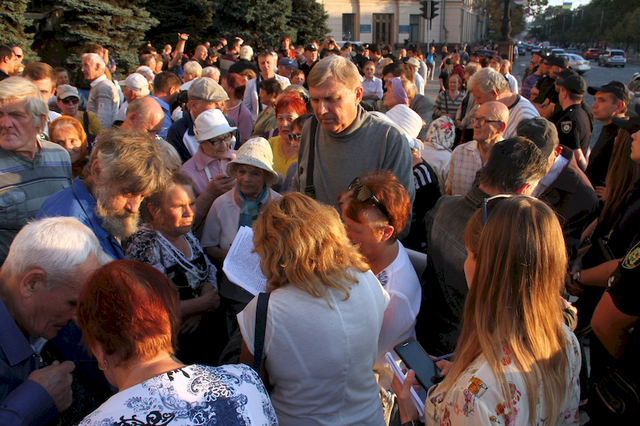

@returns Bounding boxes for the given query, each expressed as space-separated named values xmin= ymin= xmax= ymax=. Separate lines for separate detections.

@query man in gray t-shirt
xmin=293 ymin=55 xmax=415 ymax=229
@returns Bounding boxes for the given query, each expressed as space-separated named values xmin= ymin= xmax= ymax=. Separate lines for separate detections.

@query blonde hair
xmin=468 ymin=67 xmax=509 ymax=95
xmin=446 ymin=196 xmax=570 ymax=425
xmin=252 ymin=193 xmax=369 ymax=306
xmin=307 ymin=55 xmax=362 ymax=90
xmin=183 ymin=61 xmax=202 ymax=78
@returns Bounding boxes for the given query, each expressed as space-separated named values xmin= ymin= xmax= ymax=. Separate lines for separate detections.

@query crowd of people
xmin=0 ymin=32 xmax=639 ymax=426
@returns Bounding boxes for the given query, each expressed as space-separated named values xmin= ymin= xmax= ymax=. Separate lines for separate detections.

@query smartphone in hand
xmin=394 ymin=337 xmax=437 ymax=391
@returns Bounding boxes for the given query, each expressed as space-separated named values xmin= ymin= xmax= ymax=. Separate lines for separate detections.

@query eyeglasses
xmin=60 ymin=97 xmax=80 ymax=105
xmin=206 ymin=133 xmax=233 ymax=146
xmin=288 ymin=133 xmax=301 ymax=142
xmin=348 ymin=177 xmax=390 ymax=221
xmin=481 ymin=194 xmax=565 ymax=227
xmin=473 ymin=117 xmax=503 ymax=126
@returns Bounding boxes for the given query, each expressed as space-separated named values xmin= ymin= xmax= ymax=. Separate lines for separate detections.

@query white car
xmin=560 ymin=54 xmax=591 ymax=74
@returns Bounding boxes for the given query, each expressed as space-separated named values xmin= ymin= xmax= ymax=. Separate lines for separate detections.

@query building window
xmin=343 ymin=14 xmax=355 ymax=41
xmin=410 ymin=15 xmax=420 ymax=42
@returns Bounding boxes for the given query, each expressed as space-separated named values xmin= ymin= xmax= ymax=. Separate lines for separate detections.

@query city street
xmin=425 ymin=53 xmax=640 ymax=148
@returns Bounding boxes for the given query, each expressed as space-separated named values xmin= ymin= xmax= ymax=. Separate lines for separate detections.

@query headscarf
xmin=425 ymin=116 xmax=456 ymax=152
xmin=389 ymin=77 xmax=409 ymax=106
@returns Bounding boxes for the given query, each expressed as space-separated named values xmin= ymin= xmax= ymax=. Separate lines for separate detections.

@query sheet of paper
xmin=385 ymin=352 xmax=425 ymax=419
xmin=222 ymin=226 xmax=268 ymax=295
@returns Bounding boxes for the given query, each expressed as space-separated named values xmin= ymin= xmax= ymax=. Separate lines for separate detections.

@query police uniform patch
xmin=622 ymin=241 xmax=640 ymax=269
xmin=561 ymin=121 xmax=572 ymax=134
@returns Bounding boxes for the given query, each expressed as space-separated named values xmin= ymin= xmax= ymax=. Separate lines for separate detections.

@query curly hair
xmin=252 ymin=193 xmax=369 ymax=306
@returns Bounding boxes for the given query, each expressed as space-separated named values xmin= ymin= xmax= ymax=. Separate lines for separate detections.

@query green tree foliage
xmin=0 ymin=0 xmax=35 ymax=57
xmin=208 ymin=0 xmax=328 ymax=49
xmin=144 ymin=0 xmax=213 ymax=48
xmin=33 ymin=0 xmax=158 ymax=73
xmin=487 ymin=0 xmax=525 ymax=39
xmin=245 ymin=0 xmax=292 ymax=47
xmin=289 ymin=0 xmax=330 ymax=46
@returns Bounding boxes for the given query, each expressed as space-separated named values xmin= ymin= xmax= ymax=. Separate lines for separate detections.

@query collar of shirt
xmin=193 ymin=146 xmax=237 ymax=171
xmin=90 ymin=74 xmax=108 ymax=88
xmin=0 ymin=297 xmax=36 ymax=366
xmin=533 ymin=152 xmax=569 ymax=197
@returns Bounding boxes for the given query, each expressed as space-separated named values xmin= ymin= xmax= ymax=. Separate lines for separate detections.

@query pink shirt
xmin=226 ymin=103 xmax=255 ymax=145
xmin=181 ymin=146 xmax=237 ymax=196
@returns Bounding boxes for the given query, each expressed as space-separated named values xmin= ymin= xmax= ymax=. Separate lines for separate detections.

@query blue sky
xmin=546 ymin=0 xmax=591 ymax=7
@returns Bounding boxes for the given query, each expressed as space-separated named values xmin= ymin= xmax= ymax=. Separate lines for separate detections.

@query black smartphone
xmin=394 ymin=337 xmax=436 ymax=391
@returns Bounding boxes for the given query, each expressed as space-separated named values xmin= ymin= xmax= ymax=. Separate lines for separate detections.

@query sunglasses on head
xmin=481 ymin=194 xmax=566 ymax=227
xmin=348 ymin=177 xmax=390 ymax=221
xmin=60 ymin=97 xmax=80 ymax=105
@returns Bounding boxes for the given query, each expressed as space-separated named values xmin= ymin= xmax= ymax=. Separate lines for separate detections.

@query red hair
xmin=338 ymin=170 xmax=411 ymax=240
xmin=49 ymin=116 xmax=88 ymax=177
xmin=77 ymin=260 xmax=180 ymax=365
xmin=275 ymin=92 xmax=307 ymax=117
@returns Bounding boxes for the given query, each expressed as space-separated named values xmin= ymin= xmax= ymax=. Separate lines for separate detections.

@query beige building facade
xmin=319 ymin=0 xmax=487 ymax=47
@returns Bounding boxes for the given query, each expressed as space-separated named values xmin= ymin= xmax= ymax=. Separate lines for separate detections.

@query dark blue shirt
xmin=36 ymin=178 xmax=124 ymax=260
xmin=0 ymin=298 xmax=58 ymax=426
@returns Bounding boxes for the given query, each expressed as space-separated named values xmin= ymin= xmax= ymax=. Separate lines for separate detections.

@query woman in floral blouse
xmin=394 ymin=196 xmax=581 ymax=425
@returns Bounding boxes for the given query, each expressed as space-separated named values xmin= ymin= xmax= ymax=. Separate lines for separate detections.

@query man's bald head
xmin=478 ymin=101 xmax=509 ymax=124
xmin=194 ymin=45 xmax=208 ymax=61
xmin=122 ymin=97 xmax=165 ymax=138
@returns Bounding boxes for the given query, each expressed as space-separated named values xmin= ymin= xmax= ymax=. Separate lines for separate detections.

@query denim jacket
xmin=416 ymin=186 xmax=488 ymax=356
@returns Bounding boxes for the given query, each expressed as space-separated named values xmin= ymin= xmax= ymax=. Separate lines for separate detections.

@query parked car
xmin=560 ymin=54 xmax=591 ymax=74
xmin=585 ymin=48 xmax=602 ymax=61
xmin=598 ymin=49 xmax=627 ymax=67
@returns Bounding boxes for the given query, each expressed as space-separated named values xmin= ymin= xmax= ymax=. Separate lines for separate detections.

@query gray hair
xmin=82 ymin=53 xmax=106 ymax=72
xmin=239 ymin=45 xmax=253 ymax=61
xmin=307 ymin=55 xmax=362 ymax=90
xmin=183 ymin=61 xmax=203 ymax=78
xmin=467 ymin=67 xmax=509 ymax=95
xmin=0 ymin=77 xmax=49 ymax=132
xmin=2 ymin=217 xmax=112 ymax=289
xmin=136 ymin=66 xmax=154 ymax=82
xmin=202 ymin=66 xmax=220 ymax=82
xmin=89 ymin=127 xmax=169 ymax=196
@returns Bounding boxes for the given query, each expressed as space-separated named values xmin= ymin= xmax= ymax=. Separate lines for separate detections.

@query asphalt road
xmin=511 ymin=52 xmax=640 ymax=147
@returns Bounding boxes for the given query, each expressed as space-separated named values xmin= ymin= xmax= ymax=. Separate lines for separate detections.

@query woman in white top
xmin=238 ymin=193 xmax=389 ymax=426
xmin=339 ymin=171 xmax=421 ymax=424
xmin=393 ymin=196 xmax=581 ymax=425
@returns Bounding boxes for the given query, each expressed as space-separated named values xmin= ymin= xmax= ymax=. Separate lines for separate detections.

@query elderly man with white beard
xmin=37 ymin=127 xmax=169 ymax=259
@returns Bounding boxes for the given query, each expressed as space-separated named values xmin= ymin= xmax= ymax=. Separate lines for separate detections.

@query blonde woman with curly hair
xmin=238 ymin=193 xmax=389 ymax=426
xmin=394 ymin=196 xmax=581 ymax=425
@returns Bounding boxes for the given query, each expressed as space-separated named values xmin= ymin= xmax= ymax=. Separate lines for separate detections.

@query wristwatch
xmin=572 ymin=270 xmax=582 ymax=284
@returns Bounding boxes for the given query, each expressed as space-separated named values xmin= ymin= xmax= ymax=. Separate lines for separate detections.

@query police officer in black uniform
xmin=532 ymin=54 xmax=568 ymax=118
xmin=554 ymin=74 xmax=592 ymax=170
xmin=550 ymin=68 xmax=595 ymax=130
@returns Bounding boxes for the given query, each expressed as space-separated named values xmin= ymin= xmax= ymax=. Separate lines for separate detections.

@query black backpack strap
xmin=303 ymin=116 xmax=318 ymax=199
xmin=253 ymin=292 xmax=271 ymax=373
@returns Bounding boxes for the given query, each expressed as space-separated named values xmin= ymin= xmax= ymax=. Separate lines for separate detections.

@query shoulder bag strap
xmin=304 ymin=116 xmax=319 ymax=199
xmin=253 ymin=292 xmax=271 ymax=373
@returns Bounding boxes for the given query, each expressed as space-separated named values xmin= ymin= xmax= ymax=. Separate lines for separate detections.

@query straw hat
xmin=226 ymin=137 xmax=279 ymax=185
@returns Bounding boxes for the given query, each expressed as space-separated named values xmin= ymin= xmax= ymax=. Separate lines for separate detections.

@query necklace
xmin=226 ymin=100 xmax=242 ymax=111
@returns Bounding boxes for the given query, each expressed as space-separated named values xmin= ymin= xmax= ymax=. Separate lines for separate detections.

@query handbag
xmin=432 ymin=91 xmax=449 ymax=121
xmin=589 ymin=365 xmax=639 ymax=419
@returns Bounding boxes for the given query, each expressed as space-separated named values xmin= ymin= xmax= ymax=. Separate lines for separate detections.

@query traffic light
xmin=420 ymin=1 xmax=429 ymax=19
xmin=430 ymin=0 xmax=440 ymax=20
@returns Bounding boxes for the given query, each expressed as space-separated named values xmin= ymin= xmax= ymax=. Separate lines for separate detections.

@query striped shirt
xmin=504 ymin=95 xmax=539 ymax=139
xmin=0 ymin=141 xmax=72 ymax=263
xmin=433 ymin=90 xmax=465 ymax=118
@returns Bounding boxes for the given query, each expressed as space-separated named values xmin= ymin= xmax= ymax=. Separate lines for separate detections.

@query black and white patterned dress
xmin=124 ymin=223 xmax=217 ymax=299
xmin=77 ymin=364 xmax=279 ymax=426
